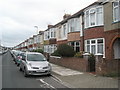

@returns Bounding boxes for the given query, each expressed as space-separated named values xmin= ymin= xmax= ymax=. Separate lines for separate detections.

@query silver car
xmin=19 ymin=52 xmax=51 ymax=77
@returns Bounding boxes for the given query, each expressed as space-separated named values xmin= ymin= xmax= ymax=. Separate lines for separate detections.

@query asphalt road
xmin=0 ymin=54 xmax=2 ymax=90
xmin=2 ymin=51 xmax=68 ymax=89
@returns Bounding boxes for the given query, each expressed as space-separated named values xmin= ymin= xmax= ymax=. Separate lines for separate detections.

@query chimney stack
xmin=63 ymin=14 xmax=71 ymax=20
xmin=48 ymin=25 xmax=53 ymax=29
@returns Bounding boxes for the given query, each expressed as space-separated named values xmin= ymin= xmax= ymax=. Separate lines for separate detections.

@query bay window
xmin=84 ymin=6 xmax=103 ymax=28
xmin=49 ymin=44 xmax=57 ymax=54
xmin=96 ymin=7 xmax=103 ymax=25
xmin=63 ymin=24 xmax=66 ymax=36
xmin=90 ymin=9 xmax=96 ymax=26
xmin=85 ymin=11 xmax=89 ymax=28
xmin=68 ymin=18 xmax=80 ymax=32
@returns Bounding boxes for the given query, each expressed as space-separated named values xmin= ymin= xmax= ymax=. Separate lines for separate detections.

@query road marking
xmin=51 ymin=76 xmax=73 ymax=88
xmin=51 ymin=75 xmax=62 ymax=82
xmin=39 ymin=79 xmax=56 ymax=89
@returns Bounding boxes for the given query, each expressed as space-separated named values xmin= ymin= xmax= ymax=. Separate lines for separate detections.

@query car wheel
xmin=47 ymin=73 xmax=51 ymax=76
xmin=17 ymin=63 xmax=19 ymax=66
xmin=24 ymin=68 xmax=28 ymax=77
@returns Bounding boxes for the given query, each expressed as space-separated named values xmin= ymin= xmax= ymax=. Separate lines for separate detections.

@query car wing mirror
xmin=22 ymin=56 xmax=26 ymax=61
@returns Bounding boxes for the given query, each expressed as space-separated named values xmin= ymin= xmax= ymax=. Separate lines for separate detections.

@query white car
xmin=19 ymin=52 xmax=52 ymax=77
xmin=0 ymin=51 xmax=2 ymax=54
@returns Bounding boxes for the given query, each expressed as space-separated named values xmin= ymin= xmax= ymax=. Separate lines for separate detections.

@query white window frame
xmin=63 ymin=24 xmax=66 ymax=36
xmin=84 ymin=6 xmax=103 ymax=29
xmin=90 ymin=8 xmax=96 ymax=27
xmin=85 ymin=38 xmax=105 ymax=56
xmin=113 ymin=1 xmax=120 ymax=22
xmin=68 ymin=41 xmax=80 ymax=52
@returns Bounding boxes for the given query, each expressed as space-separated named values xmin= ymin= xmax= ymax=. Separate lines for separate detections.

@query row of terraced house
xmin=14 ymin=1 xmax=120 ymax=74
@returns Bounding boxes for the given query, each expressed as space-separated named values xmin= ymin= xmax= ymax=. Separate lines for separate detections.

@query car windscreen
xmin=27 ymin=54 xmax=46 ymax=61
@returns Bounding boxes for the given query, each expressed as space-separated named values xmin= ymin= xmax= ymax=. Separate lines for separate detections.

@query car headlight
xmin=28 ymin=62 xmax=32 ymax=67
xmin=43 ymin=66 xmax=49 ymax=69
xmin=43 ymin=64 xmax=51 ymax=69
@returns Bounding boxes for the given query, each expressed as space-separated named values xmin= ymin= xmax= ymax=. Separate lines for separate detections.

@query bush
xmin=57 ymin=44 xmax=75 ymax=57
xmin=74 ymin=52 xmax=83 ymax=58
xmin=89 ymin=53 xmax=95 ymax=60
xmin=32 ymin=49 xmax=43 ymax=54
xmin=51 ymin=50 xmax=61 ymax=57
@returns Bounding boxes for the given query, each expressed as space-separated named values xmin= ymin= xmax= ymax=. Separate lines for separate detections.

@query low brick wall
xmin=96 ymin=56 xmax=120 ymax=75
xmin=50 ymin=57 xmax=88 ymax=72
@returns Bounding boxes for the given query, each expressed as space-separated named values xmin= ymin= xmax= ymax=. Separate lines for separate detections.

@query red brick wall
xmin=57 ymin=40 xmax=68 ymax=45
xmin=84 ymin=26 xmax=104 ymax=40
xmin=96 ymin=56 xmax=120 ymax=75
xmin=49 ymin=38 xmax=57 ymax=44
xmin=104 ymin=29 xmax=120 ymax=60
xmin=50 ymin=57 xmax=88 ymax=72
xmin=68 ymin=32 xmax=80 ymax=42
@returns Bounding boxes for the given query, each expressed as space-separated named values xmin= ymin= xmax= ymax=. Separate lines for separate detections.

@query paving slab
xmin=51 ymin=63 xmax=119 ymax=88
xmin=51 ymin=63 xmax=83 ymax=76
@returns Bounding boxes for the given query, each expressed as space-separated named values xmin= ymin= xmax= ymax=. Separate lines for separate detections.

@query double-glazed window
xmin=50 ymin=28 xmax=56 ymax=38
xmin=85 ymin=6 xmax=103 ymax=28
xmin=44 ymin=45 xmax=49 ymax=53
xmin=63 ymin=24 xmax=66 ymax=36
xmin=68 ymin=41 xmax=80 ymax=52
xmin=49 ymin=44 xmax=57 ymax=54
xmin=68 ymin=18 xmax=80 ymax=32
xmin=113 ymin=1 xmax=120 ymax=22
xmin=85 ymin=38 xmax=104 ymax=55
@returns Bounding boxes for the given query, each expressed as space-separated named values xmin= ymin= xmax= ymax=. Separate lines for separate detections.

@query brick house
xmin=94 ymin=0 xmax=120 ymax=75
xmin=28 ymin=37 xmax=34 ymax=51
xmin=56 ymin=14 xmax=70 ymax=45
xmin=83 ymin=2 xmax=105 ymax=57
xmin=37 ymin=31 xmax=44 ymax=50
xmin=43 ymin=29 xmax=50 ymax=54
xmin=102 ymin=0 xmax=120 ymax=60
xmin=67 ymin=11 xmax=83 ymax=52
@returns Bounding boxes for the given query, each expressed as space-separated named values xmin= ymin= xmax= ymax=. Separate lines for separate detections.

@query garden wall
xmin=95 ymin=56 xmax=120 ymax=76
xmin=49 ymin=57 xmax=88 ymax=72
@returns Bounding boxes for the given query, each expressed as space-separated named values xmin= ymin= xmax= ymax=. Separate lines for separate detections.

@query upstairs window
xmin=113 ymin=1 xmax=120 ymax=22
xmin=84 ymin=6 xmax=103 ymax=28
xmin=96 ymin=7 xmax=103 ymax=25
xmin=90 ymin=9 xmax=96 ymax=26
xmin=63 ymin=24 xmax=66 ymax=36
xmin=85 ymin=11 xmax=89 ymax=28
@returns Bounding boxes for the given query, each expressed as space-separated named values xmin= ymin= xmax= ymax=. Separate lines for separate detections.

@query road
xmin=2 ymin=51 xmax=69 ymax=89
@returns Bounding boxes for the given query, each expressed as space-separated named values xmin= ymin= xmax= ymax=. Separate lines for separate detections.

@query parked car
xmin=19 ymin=52 xmax=52 ymax=77
xmin=15 ymin=52 xmax=25 ymax=66
xmin=11 ymin=50 xmax=23 ymax=64
xmin=0 ymin=51 xmax=2 ymax=55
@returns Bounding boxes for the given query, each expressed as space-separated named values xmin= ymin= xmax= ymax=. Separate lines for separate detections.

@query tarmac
xmin=51 ymin=63 xmax=119 ymax=88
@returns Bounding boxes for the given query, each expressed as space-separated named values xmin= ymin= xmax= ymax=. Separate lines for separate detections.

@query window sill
xmin=84 ymin=25 xmax=104 ymax=30
xmin=68 ymin=31 xmax=80 ymax=34
xmin=112 ymin=20 xmax=120 ymax=24
xmin=95 ymin=53 xmax=103 ymax=56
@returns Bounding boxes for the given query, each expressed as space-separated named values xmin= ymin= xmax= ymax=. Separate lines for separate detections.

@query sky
xmin=0 ymin=0 xmax=97 ymax=47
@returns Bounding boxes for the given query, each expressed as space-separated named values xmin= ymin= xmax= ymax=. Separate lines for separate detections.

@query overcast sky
xmin=0 ymin=0 xmax=97 ymax=47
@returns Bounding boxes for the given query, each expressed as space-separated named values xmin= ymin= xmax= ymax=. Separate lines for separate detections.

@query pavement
xmin=51 ymin=63 xmax=119 ymax=88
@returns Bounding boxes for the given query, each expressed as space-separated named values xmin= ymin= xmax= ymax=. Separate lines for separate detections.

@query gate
xmin=88 ymin=54 xmax=96 ymax=72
